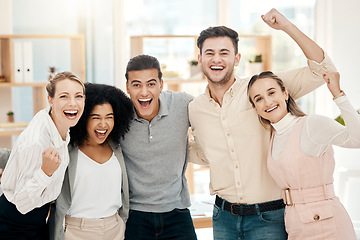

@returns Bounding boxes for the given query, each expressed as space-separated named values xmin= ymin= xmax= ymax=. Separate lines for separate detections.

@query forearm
xmin=283 ymin=23 xmax=324 ymax=63
xmin=188 ymin=136 xmax=209 ymax=166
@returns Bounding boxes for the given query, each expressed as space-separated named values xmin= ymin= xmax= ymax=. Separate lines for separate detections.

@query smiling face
xmin=126 ymin=68 xmax=163 ymax=122
xmin=248 ymin=77 xmax=289 ymax=124
xmin=199 ymin=36 xmax=241 ymax=87
xmin=85 ymin=103 xmax=114 ymax=146
xmin=48 ymin=79 xmax=85 ymax=138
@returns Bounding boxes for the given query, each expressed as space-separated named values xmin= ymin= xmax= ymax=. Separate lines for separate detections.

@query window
xmin=230 ymin=0 xmax=317 ymax=113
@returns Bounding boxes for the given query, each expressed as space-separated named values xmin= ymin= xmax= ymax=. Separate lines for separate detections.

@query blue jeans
xmin=125 ymin=208 xmax=197 ymax=240
xmin=213 ymin=201 xmax=287 ymax=240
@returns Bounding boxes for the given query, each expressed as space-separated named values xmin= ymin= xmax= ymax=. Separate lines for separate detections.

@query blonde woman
xmin=0 ymin=72 xmax=85 ymax=239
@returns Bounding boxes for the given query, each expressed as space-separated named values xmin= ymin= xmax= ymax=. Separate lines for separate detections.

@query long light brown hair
xmin=247 ymin=71 xmax=306 ymax=129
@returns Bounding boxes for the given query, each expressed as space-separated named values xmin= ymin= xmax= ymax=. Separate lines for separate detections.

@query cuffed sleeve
xmin=276 ymin=51 xmax=337 ymax=100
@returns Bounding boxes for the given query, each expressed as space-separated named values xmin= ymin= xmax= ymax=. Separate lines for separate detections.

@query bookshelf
xmin=0 ymin=34 xmax=85 ymax=142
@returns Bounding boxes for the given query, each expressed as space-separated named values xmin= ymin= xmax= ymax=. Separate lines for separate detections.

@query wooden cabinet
xmin=0 ymin=35 xmax=86 ymax=140
xmin=131 ymin=35 xmax=202 ymax=91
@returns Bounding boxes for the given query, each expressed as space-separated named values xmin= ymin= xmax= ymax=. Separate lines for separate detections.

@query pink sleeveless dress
xmin=267 ymin=117 xmax=356 ymax=239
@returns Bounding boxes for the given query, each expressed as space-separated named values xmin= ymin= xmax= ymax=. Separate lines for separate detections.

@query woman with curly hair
xmin=51 ymin=83 xmax=134 ymax=240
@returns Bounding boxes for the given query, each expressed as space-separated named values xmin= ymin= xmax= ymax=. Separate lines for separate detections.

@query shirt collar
xmin=204 ymin=76 xmax=240 ymax=102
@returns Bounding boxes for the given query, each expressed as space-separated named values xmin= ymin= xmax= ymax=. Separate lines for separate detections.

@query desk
xmin=192 ymin=216 xmax=212 ymax=229
xmin=190 ymin=194 xmax=214 ymax=229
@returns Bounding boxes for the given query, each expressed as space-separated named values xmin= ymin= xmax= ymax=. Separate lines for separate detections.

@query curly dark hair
xmin=70 ymin=83 xmax=134 ymax=147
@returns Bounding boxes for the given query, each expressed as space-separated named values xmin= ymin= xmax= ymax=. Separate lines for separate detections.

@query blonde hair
xmin=247 ymin=71 xmax=306 ymax=129
xmin=46 ymin=71 xmax=85 ymax=98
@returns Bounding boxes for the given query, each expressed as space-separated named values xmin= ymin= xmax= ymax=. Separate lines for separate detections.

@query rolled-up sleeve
xmin=276 ymin=52 xmax=337 ymax=100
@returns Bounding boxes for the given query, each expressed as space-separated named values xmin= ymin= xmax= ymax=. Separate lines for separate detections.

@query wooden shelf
xmin=0 ymin=129 xmax=25 ymax=136
xmin=0 ymin=122 xmax=28 ymax=136
xmin=0 ymin=35 xmax=86 ymax=143
xmin=192 ymin=216 xmax=212 ymax=229
xmin=0 ymin=34 xmax=86 ymax=84
xmin=0 ymin=82 xmax=47 ymax=88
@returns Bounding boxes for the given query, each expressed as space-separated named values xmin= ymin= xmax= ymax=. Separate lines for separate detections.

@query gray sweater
xmin=120 ymin=90 xmax=193 ymax=212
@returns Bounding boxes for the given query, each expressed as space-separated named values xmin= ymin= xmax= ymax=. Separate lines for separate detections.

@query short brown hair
xmin=125 ymin=54 xmax=162 ymax=81
xmin=197 ymin=26 xmax=239 ymax=54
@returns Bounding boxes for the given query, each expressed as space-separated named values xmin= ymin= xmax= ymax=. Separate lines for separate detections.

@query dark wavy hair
xmin=247 ymin=71 xmax=306 ymax=129
xmin=70 ymin=83 xmax=134 ymax=147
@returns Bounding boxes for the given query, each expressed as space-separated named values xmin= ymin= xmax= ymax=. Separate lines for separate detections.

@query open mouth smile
xmin=210 ymin=65 xmax=224 ymax=71
xmin=138 ymin=98 xmax=152 ymax=108
xmin=64 ymin=110 xmax=79 ymax=119
xmin=95 ymin=129 xmax=107 ymax=139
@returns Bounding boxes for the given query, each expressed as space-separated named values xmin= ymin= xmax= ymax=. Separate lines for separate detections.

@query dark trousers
xmin=125 ymin=208 xmax=197 ymax=240
xmin=0 ymin=194 xmax=49 ymax=240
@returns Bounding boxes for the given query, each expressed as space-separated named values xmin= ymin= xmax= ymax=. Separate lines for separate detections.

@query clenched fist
xmin=261 ymin=8 xmax=292 ymax=31
xmin=41 ymin=147 xmax=61 ymax=177
xmin=323 ymin=72 xmax=342 ymax=98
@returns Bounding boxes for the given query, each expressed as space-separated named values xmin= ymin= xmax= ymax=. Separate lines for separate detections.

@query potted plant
xmin=7 ymin=111 xmax=14 ymax=123
xmin=246 ymin=54 xmax=263 ymax=76
xmin=189 ymin=59 xmax=201 ymax=77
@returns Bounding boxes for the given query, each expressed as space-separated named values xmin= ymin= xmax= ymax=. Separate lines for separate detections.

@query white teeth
xmin=64 ymin=110 xmax=78 ymax=114
xmin=211 ymin=66 xmax=224 ymax=70
xmin=139 ymin=98 xmax=151 ymax=102
xmin=265 ymin=106 xmax=278 ymax=112
xmin=96 ymin=130 xmax=106 ymax=134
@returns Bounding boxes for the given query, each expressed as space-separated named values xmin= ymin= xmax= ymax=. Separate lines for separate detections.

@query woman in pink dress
xmin=247 ymin=71 xmax=358 ymax=239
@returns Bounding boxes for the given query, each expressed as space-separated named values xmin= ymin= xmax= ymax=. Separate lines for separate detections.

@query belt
xmin=215 ymin=195 xmax=285 ymax=216
xmin=283 ymin=183 xmax=335 ymax=206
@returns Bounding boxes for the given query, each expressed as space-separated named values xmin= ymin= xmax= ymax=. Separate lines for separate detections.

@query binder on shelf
xmin=13 ymin=42 xmax=23 ymax=83
xmin=12 ymin=41 xmax=33 ymax=83
xmin=23 ymin=42 xmax=33 ymax=83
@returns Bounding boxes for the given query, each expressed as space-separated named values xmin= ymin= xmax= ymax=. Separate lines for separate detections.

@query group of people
xmin=0 ymin=8 xmax=359 ymax=240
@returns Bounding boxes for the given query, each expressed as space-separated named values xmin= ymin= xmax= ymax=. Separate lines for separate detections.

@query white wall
xmin=0 ymin=0 xmax=12 ymax=34
xmin=316 ymin=0 xmax=360 ymax=170
xmin=316 ymin=0 xmax=360 ymax=232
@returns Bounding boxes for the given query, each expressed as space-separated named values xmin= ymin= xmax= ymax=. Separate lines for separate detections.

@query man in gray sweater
xmin=121 ymin=54 xmax=197 ymax=239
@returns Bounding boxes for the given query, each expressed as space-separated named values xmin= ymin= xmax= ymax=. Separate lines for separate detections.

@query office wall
xmin=315 ymin=0 xmax=360 ymax=170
